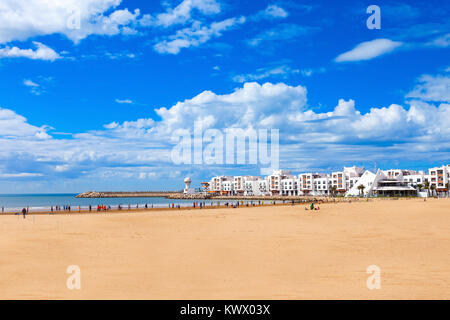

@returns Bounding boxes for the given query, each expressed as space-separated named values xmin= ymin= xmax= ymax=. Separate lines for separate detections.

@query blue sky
xmin=0 ymin=0 xmax=449 ymax=193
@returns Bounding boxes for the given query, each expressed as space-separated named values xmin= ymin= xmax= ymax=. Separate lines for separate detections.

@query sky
xmin=0 ymin=0 xmax=449 ymax=193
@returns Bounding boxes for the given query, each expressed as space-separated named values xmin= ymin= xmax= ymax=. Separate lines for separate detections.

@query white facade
xmin=346 ymin=170 xmax=376 ymax=196
xmin=332 ymin=166 xmax=364 ymax=193
xmin=313 ymin=175 xmax=331 ymax=196
xmin=266 ymin=170 xmax=291 ymax=195
xmin=199 ymin=164 xmax=448 ymax=197
xmin=281 ymin=177 xmax=299 ymax=196
xmin=429 ymin=165 xmax=450 ymax=193
xmin=209 ymin=176 xmax=234 ymax=194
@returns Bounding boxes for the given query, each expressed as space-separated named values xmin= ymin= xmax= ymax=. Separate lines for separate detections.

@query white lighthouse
xmin=184 ymin=177 xmax=194 ymax=194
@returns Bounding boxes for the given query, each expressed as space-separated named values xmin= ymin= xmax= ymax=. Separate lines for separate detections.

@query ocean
xmin=0 ymin=194 xmax=210 ymax=213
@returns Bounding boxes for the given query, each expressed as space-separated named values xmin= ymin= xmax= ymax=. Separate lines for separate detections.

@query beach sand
xmin=0 ymin=198 xmax=449 ymax=299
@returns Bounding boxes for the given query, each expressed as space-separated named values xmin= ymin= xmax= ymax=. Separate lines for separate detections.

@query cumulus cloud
xmin=0 ymin=107 xmax=51 ymax=139
xmin=0 ymin=0 xmax=143 ymax=44
xmin=0 ymin=42 xmax=61 ymax=61
xmin=335 ymin=39 xmax=403 ymax=62
xmin=1 ymin=78 xmax=449 ymax=184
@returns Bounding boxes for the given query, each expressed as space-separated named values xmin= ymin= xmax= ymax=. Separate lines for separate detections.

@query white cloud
xmin=0 ymin=42 xmax=61 ymax=61
xmin=250 ymin=5 xmax=289 ymax=21
xmin=0 ymin=173 xmax=43 ymax=178
xmin=264 ymin=5 xmax=289 ymax=18
xmin=406 ymin=74 xmax=450 ymax=102
xmin=151 ymin=0 xmax=221 ymax=27
xmin=233 ymin=65 xmax=325 ymax=83
xmin=233 ymin=65 xmax=300 ymax=83
xmin=0 ymin=0 xmax=144 ymax=44
xmin=1 ymin=77 xmax=449 ymax=184
xmin=154 ymin=17 xmax=245 ymax=54
xmin=0 ymin=107 xmax=51 ymax=139
xmin=24 ymin=79 xmax=39 ymax=87
xmin=23 ymin=79 xmax=44 ymax=95
xmin=335 ymin=39 xmax=403 ymax=62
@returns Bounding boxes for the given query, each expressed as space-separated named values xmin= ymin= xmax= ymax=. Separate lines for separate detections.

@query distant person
xmin=22 ymin=208 xmax=27 ymax=219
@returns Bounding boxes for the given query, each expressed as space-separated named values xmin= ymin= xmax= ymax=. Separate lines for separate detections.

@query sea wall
xmin=76 ymin=191 xmax=182 ymax=198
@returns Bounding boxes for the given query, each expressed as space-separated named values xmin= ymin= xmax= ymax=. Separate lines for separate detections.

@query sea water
xmin=0 ymin=194 xmax=215 ymax=213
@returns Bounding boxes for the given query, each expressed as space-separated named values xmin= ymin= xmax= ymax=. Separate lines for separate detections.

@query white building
xmin=346 ymin=169 xmax=417 ymax=197
xmin=243 ymin=178 xmax=269 ymax=196
xmin=209 ymin=176 xmax=234 ymax=194
xmin=233 ymin=176 xmax=260 ymax=196
xmin=200 ymin=164 xmax=448 ymax=198
xmin=429 ymin=165 xmax=450 ymax=195
xmin=332 ymin=166 xmax=364 ymax=194
xmin=346 ymin=170 xmax=377 ymax=197
xmin=266 ymin=170 xmax=292 ymax=195
xmin=312 ymin=174 xmax=331 ymax=196
xmin=281 ymin=176 xmax=299 ymax=196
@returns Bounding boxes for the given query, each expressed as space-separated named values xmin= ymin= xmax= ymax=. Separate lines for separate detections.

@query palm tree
xmin=424 ymin=181 xmax=430 ymax=197
xmin=446 ymin=182 xmax=449 ymax=197
xmin=330 ymin=186 xmax=337 ymax=197
xmin=430 ymin=184 xmax=436 ymax=197
xmin=416 ymin=183 xmax=423 ymax=192
xmin=357 ymin=184 xmax=365 ymax=197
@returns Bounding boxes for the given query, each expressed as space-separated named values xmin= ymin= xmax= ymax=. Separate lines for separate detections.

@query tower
xmin=184 ymin=177 xmax=192 ymax=194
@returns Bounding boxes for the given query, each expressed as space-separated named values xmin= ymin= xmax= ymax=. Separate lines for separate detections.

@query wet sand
xmin=0 ymin=198 xmax=449 ymax=299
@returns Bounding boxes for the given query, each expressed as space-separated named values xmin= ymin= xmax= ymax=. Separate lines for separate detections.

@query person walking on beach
xmin=22 ymin=208 xmax=27 ymax=219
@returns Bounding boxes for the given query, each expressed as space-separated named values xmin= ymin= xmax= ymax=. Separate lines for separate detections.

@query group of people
xmin=7 ymin=198 xmax=325 ymax=217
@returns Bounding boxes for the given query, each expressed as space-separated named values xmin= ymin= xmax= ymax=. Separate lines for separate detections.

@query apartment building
xmin=332 ymin=166 xmax=364 ymax=193
xmin=209 ymin=176 xmax=234 ymax=194
xmin=280 ymin=177 xmax=299 ymax=196
xmin=313 ymin=175 xmax=331 ymax=196
xmin=201 ymin=164 xmax=448 ymax=197
xmin=266 ymin=170 xmax=292 ymax=195
xmin=429 ymin=165 xmax=450 ymax=193
xmin=233 ymin=176 xmax=260 ymax=196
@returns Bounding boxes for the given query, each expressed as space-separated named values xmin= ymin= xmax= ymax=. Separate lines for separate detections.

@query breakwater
xmin=76 ymin=191 xmax=330 ymax=201
xmin=76 ymin=191 xmax=182 ymax=198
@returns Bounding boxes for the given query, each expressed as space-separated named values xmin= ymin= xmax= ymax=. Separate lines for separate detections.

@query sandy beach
xmin=0 ymin=198 xmax=449 ymax=300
